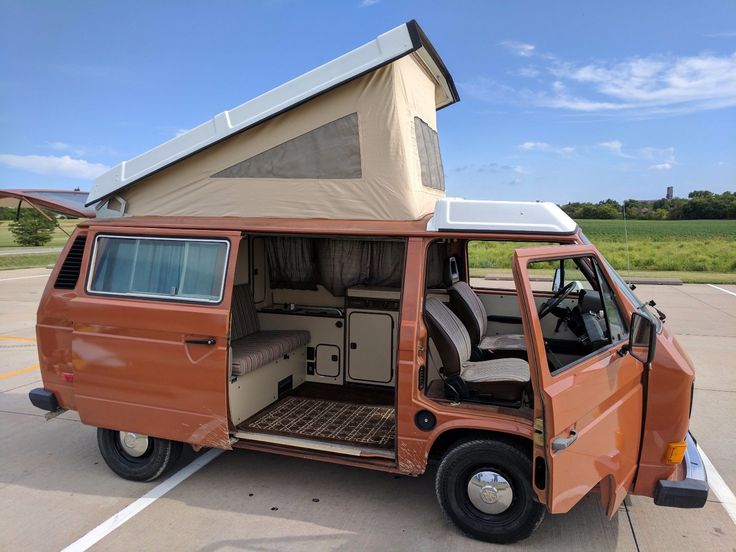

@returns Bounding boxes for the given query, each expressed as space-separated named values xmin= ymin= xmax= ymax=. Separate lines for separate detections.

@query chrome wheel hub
xmin=467 ymin=470 xmax=513 ymax=515
xmin=119 ymin=432 xmax=149 ymax=458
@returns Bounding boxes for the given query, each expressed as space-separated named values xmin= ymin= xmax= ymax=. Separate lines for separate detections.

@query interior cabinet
xmin=345 ymin=287 xmax=399 ymax=387
xmin=258 ymin=312 xmax=344 ymax=385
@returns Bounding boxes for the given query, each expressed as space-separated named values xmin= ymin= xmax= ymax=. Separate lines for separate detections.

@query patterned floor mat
xmin=242 ymin=396 xmax=395 ymax=449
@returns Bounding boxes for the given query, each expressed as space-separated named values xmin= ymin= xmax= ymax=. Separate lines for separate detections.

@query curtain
xmin=265 ymin=236 xmax=319 ymax=290
xmin=265 ymin=237 xmax=405 ymax=296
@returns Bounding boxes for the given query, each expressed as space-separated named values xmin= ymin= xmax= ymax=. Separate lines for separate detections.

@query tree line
xmin=561 ymin=190 xmax=736 ymax=220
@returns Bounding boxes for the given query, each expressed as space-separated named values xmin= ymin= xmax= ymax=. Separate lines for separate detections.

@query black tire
xmin=435 ymin=438 xmax=545 ymax=544
xmin=97 ymin=428 xmax=183 ymax=482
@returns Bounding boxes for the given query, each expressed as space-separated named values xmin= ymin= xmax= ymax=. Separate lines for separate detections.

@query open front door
xmin=512 ymin=244 xmax=644 ymax=516
xmin=70 ymin=228 xmax=241 ymax=450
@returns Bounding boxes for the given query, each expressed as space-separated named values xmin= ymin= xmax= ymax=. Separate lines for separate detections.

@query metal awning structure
xmin=0 ymin=189 xmax=95 ymax=219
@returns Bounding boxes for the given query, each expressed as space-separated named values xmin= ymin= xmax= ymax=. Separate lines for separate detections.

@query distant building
xmin=666 ymin=186 xmax=673 ymax=199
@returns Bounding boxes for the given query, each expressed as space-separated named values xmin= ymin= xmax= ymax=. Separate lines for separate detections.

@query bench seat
xmin=231 ymin=330 xmax=310 ymax=377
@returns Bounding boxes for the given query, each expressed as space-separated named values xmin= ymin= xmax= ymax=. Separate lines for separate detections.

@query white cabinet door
xmin=347 ymin=311 xmax=394 ymax=385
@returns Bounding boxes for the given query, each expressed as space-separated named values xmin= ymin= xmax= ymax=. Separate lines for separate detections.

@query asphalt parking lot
xmin=1 ymin=267 xmax=735 ymax=551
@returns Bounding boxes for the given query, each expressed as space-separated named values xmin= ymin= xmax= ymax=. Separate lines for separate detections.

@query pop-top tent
xmin=88 ymin=20 xmax=459 ymax=221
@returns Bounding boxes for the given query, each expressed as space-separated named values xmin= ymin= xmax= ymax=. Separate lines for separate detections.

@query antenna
xmin=622 ymin=199 xmax=631 ymax=276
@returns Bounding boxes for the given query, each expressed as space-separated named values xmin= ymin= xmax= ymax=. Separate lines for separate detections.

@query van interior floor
xmin=235 ymin=383 xmax=395 ymax=458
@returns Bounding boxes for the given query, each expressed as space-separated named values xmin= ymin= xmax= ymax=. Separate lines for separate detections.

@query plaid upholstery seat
xmin=449 ymin=281 xmax=527 ymax=352
xmin=230 ymin=284 xmax=310 ymax=377
xmin=231 ymin=330 xmax=310 ymax=376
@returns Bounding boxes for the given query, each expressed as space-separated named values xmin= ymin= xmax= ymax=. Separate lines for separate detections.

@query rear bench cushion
xmin=231 ymin=330 xmax=310 ymax=377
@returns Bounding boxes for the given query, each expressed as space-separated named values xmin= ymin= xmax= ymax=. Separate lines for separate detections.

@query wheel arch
xmin=428 ymin=427 xmax=533 ymax=461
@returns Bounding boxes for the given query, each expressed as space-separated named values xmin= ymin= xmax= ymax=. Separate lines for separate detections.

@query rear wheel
xmin=97 ymin=428 xmax=183 ymax=482
xmin=435 ymin=438 xmax=545 ymax=544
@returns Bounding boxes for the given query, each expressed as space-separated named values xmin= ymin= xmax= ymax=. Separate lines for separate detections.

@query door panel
xmin=347 ymin=311 xmax=394 ymax=384
xmin=71 ymin=229 xmax=241 ymax=449
xmin=316 ymin=344 xmax=340 ymax=377
xmin=512 ymin=244 xmax=643 ymax=516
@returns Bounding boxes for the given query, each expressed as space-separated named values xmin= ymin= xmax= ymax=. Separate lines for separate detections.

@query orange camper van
xmin=28 ymin=21 xmax=707 ymax=544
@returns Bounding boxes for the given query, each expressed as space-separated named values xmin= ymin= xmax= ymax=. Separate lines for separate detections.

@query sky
xmin=0 ymin=0 xmax=735 ymax=203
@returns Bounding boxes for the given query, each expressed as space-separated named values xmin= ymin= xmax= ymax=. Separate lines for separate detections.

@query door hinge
xmin=533 ymin=417 xmax=545 ymax=447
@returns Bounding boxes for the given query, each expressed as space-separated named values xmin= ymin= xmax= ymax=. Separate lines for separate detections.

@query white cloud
xmin=552 ymin=52 xmax=736 ymax=113
xmin=597 ymin=140 xmax=677 ymax=167
xmin=518 ymin=141 xmax=574 ymax=155
xmin=599 ymin=140 xmax=624 ymax=154
xmin=500 ymin=41 xmax=536 ymax=57
xmin=0 ymin=154 xmax=110 ymax=180
xmin=360 ymin=0 xmax=380 ymax=6
xmin=516 ymin=66 xmax=540 ymax=78
xmin=175 ymin=128 xmax=189 ymax=137
xmin=466 ymin=50 xmax=736 ymax=116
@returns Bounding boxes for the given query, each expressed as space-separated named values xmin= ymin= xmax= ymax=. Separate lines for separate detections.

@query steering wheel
xmin=538 ymin=281 xmax=577 ymax=319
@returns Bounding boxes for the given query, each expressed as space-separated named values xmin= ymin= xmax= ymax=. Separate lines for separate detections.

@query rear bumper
xmin=654 ymin=433 xmax=708 ymax=508
xmin=28 ymin=388 xmax=59 ymax=412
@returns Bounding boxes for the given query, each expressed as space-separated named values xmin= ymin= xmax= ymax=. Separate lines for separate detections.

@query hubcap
xmin=118 ymin=432 xmax=149 ymax=458
xmin=467 ymin=470 xmax=513 ymax=515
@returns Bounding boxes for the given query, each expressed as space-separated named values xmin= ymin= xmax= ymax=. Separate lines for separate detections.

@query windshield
xmin=578 ymin=232 xmax=662 ymax=331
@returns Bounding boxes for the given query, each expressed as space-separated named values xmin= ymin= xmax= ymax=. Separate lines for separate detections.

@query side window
xmin=414 ymin=117 xmax=444 ymax=191
xmin=88 ymin=236 xmax=229 ymax=303
xmin=467 ymin=240 xmax=562 ymax=291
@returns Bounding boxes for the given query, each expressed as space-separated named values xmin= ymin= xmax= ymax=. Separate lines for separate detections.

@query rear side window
xmin=88 ymin=235 xmax=229 ymax=303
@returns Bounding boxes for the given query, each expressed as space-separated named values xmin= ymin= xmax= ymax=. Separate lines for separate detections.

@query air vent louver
xmin=54 ymin=235 xmax=87 ymax=289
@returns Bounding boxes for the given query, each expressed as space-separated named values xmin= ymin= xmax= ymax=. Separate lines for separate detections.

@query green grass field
xmin=0 ymin=219 xmax=81 ymax=248
xmin=468 ymin=219 xmax=736 ymax=282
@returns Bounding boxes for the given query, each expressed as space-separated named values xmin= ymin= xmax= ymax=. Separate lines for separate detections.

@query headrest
xmin=445 ymin=256 xmax=460 ymax=286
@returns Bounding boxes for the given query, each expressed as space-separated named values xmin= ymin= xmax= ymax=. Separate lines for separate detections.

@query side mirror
xmin=552 ymin=267 xmax=562 ymax=293
xmin=629 ymin=311 xmax=656 ymax=364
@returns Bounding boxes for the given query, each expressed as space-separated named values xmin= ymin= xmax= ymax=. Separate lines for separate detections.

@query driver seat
xmin=445 ymin=258 xmax=527 ymax=354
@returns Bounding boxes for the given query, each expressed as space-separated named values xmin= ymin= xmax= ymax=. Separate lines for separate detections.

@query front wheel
xmin=435 ymin=438 xmax=545 ymax=544
xmin=97 ymin=428 xmax=183 ymax=482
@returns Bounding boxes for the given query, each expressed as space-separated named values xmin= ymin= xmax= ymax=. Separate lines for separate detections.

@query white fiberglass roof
xmin=427 ymin=198 xmax=578 ymax=234
xmin=88 ymin=20 xmax=458 ymax=206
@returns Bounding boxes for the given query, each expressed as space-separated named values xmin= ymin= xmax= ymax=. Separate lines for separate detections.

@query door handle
xmin=551 ymin=430 xmax=577 ymax=451
xmin=185 ymin=338 xmax=216 ymax=346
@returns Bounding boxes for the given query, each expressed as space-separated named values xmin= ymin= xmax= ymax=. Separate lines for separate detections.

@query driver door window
xmin=530 ymin=255 xmax=626 ymax=374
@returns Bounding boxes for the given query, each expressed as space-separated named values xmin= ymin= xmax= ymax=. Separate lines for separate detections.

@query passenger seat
xmin=446 ymin=258 xmax=527 ymax=354
xmin=230 ymin=285 xmax=310 ymax=377
xmin=424 ymin=297 xmax=529 ymax=401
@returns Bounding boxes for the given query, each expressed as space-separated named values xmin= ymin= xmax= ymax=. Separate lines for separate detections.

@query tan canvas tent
xmin=88 ymin=21 xmax=459 ymax=221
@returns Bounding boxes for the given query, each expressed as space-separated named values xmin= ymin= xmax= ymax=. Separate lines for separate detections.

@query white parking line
xmin=698 ymin=445 xmax=736 ymax=526
xmin=0 ymin=274 xmax=49 ymax=282
xmin=708 ymin=284 xmax=736 ymax=298
xmin=61 ymin=448 xmax=224 ymax=552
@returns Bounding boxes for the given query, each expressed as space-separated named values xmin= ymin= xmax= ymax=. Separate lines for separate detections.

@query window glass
xmin=526 ymin=255 xmax=624 ymax=374
xmin=213 ymin=113 xmax=361 ymax=179
xmin=89 ymin=236 xmax=229 ymax=303
xmin=414 ymin=117 xmax=444 ymax=191
xmin=594 ymin=264 xmax=627 ymax=342
xmin=467 ymin=240 xmax=562 ymax=290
